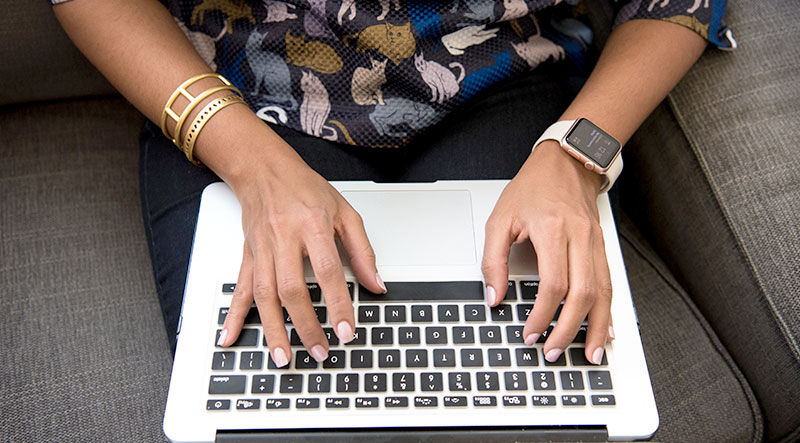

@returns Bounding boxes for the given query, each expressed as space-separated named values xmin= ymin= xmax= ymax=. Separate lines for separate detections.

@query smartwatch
xmin=532 ymin=119 xmax=623 ymax=193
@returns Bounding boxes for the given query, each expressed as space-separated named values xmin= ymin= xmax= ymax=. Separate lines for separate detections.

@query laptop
xmin=163 ymin=180 xmax=658 ymax=442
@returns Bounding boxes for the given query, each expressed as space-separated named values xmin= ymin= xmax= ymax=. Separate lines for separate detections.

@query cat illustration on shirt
xmin=262 ymin=0 xmax=297 ymax=23
xmin=246 ymin=29 xmax=297 ymax=111
xmin=369 ymin=97 xmax=439 ymax=138
xmin=351 ymin=58 xmax=388 ymax=106
xmin=300 ymin=71 xmax=337 ymax=141
xmin=414 ymin=52 xmax=465 ymax=104
xmin=285 ymin=31 xmax=343 ymax=74
xmin=345 ymin=22 xmax=416 ymax=65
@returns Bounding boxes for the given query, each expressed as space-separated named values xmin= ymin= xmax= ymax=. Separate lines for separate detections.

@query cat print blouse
xmin=51 ymin=0 xmax=731 ymax=147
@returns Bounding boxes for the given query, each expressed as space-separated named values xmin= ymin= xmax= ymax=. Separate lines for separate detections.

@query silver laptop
xmin=164 ymin=180 xmax=658 ymax=442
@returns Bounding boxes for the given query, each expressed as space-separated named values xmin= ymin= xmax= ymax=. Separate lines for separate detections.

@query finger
xmin=585 ymin=232 xmax=612 ymax=364
xmin=608 ymin=315 xmax=616 ymax=341
xmin=305 ymin=228 xmax=355 ymax=344
xmin=273 ymin=241 xmax=328 ymax=362
xmin=219 ymin=245 xmax=255 ymax=347
xmin=250 ymin=245 xmax=292 ymax=368
xmin=337 ymin=208 xmax=385 ymax=295
xmin=481 ymin=215 xmax=515 ymax=307
xmin=523 ymin=226 xmax=568 ymax=346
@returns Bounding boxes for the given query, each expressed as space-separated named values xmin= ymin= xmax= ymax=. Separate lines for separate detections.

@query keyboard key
xmin=379 ymin=350 xmax=401 ymax=368
xmin=464 ymin=305 xmax=486 ymax=322
xmin=515 ymin=348 xmax=539 ymax=366
xmin=562 ymin=395 xmax=586 ymax=406
xmin=326 ymin=398 xmax=349 ymax=409
xmin=553 ymin=304 xmax=563 ymax=321
xmin=460 ymin=349 xmax=484 ymax=367
xmin=217 ymin=307 xmax=228 ymax=325
xmin=504 ymin=372 xmax=527 ymax=391
xmin=490 ymin=305 xmax=513 ymax=322
xmin=538 ymin=326 xmax=554 ymax=344
xmin=479 ymin=326 xmax=502 ymax=344
xmin=360 ymin=281 xmax=484 ymax=301
xmin=488 ymin=348 xmax=511 ymax=367
xmin=532 ymin=372 xmax=556 ymax=390
xmin=290 ymin=329 xmax=302 ymax=346
xmin=346 ymin=327 xmax=367 ymax=346
xmin=438 ymin=305 xmax=460 ymax=322
xmin=506 ymin=326 xmax=524 ymax=344
xmin=236 ymin=399 xmax=260 ymax=410
xmin=240 ymin=351 xmax=264 ymax=370
xmin=476 ymin=372 xmax=500 ymax=391
xmin=444 ymin=396 xmax=468 ymax=407
xmin=426 ymin=327 xmax=447 ymax=344
xmin=570 ymin=348 xmax=608 ymax=366
xmin=355 ymin=397 xmax=380 ymax=408
xmin=385 ymin=305 xmax=406 ymax=323
xmin=364 ymin=373 xmax=387 ymax=392
xmin=473 ymin=396 xmax=497 ymax=407
xmin=452 ymin=326 xmax=475 ymax=344
xmin=315 ymin=307 xmax=327 ymax=324
xmin=358 ymin=306 xmax=380 ymax=323
xmin=296 ymin=398 xmax=320 ymax=409
xmin=591 ymin=395 xmax=616 ymax=406
xmin=336 ymin=373 xmax=358 ymax=392
xmin=267 ymin=353 xmax=290 ymax=370
xmin=215 ymin=328 xmax=258 ymax=347
xmin=385 ymin=396 xmax=409 ymax=407
xmin=251 ymin=375 xmax=275 ymax=394
xmin=573 ymin=325 xmax=588 ymax=343
xmin=520 ymin=281 xmax=539 ymax=300
xmin=399 ymin=327 xmax=421 ymax=345
xmin=560 ymin=371 xmax=584 ymax=390
xmin=502 ymin=395 xmax=526 ymax=407
xmin=212 ymin=352 xmax=235 ymax=370
xmin=504 ymin=281 xmax=517 ymax=301
xmin=588 ymin=371 xmax=613 ymax=390
xmin=323 ymin=350 xmax=346 ymax=369
xmin=516 ymin=304 xmax=532 ymax=322
xmin=308 ymin=374 xmax=331 ymax=393
xmin=279 ymin=374 xmax=303 ymax=393
xmin=406 ymin=349 xmax=428 ymax=367
xmin=266 ymin=398 xmax=290 ymax=410
xmin=295 ymin=351 xmax=318 ymax=369
xmin=207 ymin=399 xmax=231 ymax=410
xmin=421 ymin=373 xmax=443 ymax=391
xmin=307 ymin=283 xmax=321 ymax=303
xmin=322 ymin=328 xmax=339 ymax=346
xmin=544 ymin=351 xmax=567 ymax=367
xmin=346 ymin=282 xmax=355 ymax=300
xmin=372 ymin=327 xmax=393 ymax=345
xmin=531 ymin=395 xmax=556 ymax=407
xmin=222 ymin=283 xmax=236 ymax=294
xmin=411 ymin=305 xmax=433 ymax=323
xmin=209 ymin=375 xmax=246 ymax=394
xmin=415 ymin=396 xmax=438 ymax=407
xmin=351 ymin=350 xmax=373 ymax=368
xmin=449 ymin=372 xmax=471 ymax=391
xmin=433 ymin=349 xmax=456 ymax=367
xmin=393 ymin=373 xmax=415 ymax=392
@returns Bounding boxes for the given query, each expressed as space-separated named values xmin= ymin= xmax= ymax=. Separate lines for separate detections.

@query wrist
xmin=526 ymin=140 xmax=605 ymax=194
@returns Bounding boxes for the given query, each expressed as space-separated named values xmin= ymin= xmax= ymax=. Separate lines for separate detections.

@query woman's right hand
xmin=203 ymin=111 xmax=386 ymax=367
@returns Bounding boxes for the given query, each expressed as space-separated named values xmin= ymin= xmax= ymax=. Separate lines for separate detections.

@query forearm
xmin=560 ymin=19 xmax=708 ymax=145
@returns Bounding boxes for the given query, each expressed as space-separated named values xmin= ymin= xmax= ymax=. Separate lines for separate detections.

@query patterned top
xmin=53 ymin=0 xmax=730 ymax=147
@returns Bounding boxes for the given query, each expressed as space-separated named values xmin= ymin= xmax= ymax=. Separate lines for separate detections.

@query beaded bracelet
xmin=181 ymin=94 xmax=246 ymax=166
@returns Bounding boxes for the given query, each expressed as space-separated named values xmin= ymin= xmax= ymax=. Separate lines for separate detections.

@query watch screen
xmin=565 ymin=119 xmax=621 ymax=168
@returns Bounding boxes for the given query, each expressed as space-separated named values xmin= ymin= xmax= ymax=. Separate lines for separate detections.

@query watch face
xmin=565 ymin=119 xmax=621 ymax=169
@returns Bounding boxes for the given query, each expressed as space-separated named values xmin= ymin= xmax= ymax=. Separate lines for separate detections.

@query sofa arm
xmin=0 ymin=0 xmax=115 ymax=106
xmin=619 ymin=2 xmax=800 ymax=441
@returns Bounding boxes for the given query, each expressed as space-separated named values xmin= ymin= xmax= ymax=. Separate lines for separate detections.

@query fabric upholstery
xmin=618 ymin=214 xmax=762 ymax=443
xmin=0 ymin=0 xmax=114 ymax=106
xmin=0 ymin=98 xmax=170 ymax=442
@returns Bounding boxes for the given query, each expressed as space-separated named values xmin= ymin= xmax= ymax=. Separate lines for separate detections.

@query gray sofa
xmin=2 ymin=1 xmax=798 ymax=442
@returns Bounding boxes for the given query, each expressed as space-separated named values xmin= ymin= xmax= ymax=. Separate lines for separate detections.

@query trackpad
xmin=342 ymin=190 xmax=476 ymax=266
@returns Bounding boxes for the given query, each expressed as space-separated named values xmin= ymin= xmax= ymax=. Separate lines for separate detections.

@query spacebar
xmin=359 ymin=281 xmax=484 ymax=302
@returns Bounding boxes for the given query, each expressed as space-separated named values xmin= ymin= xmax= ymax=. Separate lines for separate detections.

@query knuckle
xmin=252 ymin=280 xmax=274 ymax=302
xmin=277 ymin=277 xmax=306 ymax=303
xmin=314 ymin=253 xmax=342 ymax=279
xmin=540 ymin=279 xmax=567 ymax=296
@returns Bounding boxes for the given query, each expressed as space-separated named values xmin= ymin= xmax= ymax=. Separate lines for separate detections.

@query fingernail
xmin=310 ymin=345 xmax=328 ymax=363
xmin=524 ymin=333 xmax=541 ymax=346
xmin=545 ymin=348 xmax=563 ymax=362
xmin=608 ymin=325 xmax=615 ymax=340
xmin=337 ymin=321 xmax=354 ymax=343
xmin=486 ymin=286 xmax=497 ymax=306
xmin=592 ymin=347 xmax=605 ymax=365
xmin=376 ymin=272 xmax=387 ymax=293
xmin=217 ymin=329 xmax=228 ymax=346
xmin=272 ymin=348 xmax=289 ymax=368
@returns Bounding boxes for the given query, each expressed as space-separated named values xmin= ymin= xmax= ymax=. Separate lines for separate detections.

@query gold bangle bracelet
xmin=181 ymin=94 xmax=245 ymax=167
xmin=160 ymin=73 xmax=240 ymax=140
xmin=172 ymin=85 xmax=240 ymax=147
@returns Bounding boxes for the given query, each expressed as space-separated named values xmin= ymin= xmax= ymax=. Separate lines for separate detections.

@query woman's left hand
xmin=482 ymin=140 xmax=613 ymax=365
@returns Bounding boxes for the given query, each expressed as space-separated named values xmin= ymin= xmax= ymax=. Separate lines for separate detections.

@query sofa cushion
xmin=0 ymin=97 xmax=170 ymax=441
xmin=621 ymin=0 xmax=800 ymax=433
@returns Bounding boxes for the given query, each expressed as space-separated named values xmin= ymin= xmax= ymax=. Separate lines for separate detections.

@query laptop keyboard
xmin=207 ymin=281 xmax=615 ymax=413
